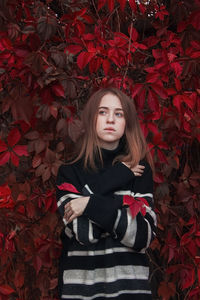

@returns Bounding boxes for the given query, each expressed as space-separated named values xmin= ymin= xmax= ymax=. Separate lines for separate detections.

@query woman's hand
xmin=64 ymin=196 xmax=90 ymax=223
xmin=122 ymin=162 xmax=145 ymax=176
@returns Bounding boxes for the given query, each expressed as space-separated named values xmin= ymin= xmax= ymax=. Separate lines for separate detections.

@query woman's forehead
xmin=99 ymin=93 xmax=122 ymax=108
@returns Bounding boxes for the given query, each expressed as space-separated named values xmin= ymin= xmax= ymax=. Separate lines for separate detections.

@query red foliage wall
xmin=0 ymin=0 xmax=200 ymax=299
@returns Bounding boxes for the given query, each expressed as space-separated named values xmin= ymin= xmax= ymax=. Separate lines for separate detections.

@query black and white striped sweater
xmin=56 ymin=147 xmax=157 ymax=300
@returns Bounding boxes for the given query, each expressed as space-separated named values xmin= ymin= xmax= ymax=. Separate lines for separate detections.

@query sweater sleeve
xmin=113 ymin=163 xmax=156 ymax=251
xmin=84 ymin=162 xmax=157 ymax=251
xmin=82 ymin=162 xmax=135 ymax=232
xmin=56 ymin=165 xmax=103 ymax=246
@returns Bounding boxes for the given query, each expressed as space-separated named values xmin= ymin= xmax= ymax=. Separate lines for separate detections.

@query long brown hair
xmin=70 ymin=87 xmax=154 ymax=171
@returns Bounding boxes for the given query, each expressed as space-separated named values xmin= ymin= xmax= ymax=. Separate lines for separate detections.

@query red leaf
xmin=175 ymin=78 xmax=182 ymax=91
xmin=50 ymin=278 xmax=58 ymax=290
xmin=148 ymin=123 xmax=159 ymax=135
xmin=77 ymin=51 xmax=95 ymax=70
xmin=42 ymin=193 xmax=54 ymax=212
xmin=134 ymin=42 xmax=147 ymax=50
xmin=17 ymin=192 xmax=27 ymax=201
xmin=123 ymin=195 xmax=148 ymax=218
xmin=129 ymin=0 xmax=137 ymax=13
xmin=157 ymin=148 xmax=168 ymax=164
xmin=35 ymin=255 xmax=42 ymax=274
xmin=117 ymin=0 xmax=126 ymax=11
xmin=83 ymin=33 xmax=95 ymax=40
xmin=89 ymin=56 xmax=102 ymax=73
xmin=138 ymin=197 xmax=149 ymax=207
xmin=146 ymin=72 xmax=159 ymax=83
xmin=144 ymin=36 xmax=159 ymax=48
xmin=7 ymin=128 xmax=21 ymax=147
xmin=154 ymin=172 xmax=164 ymax=183
xmin=98 ymin=0 xmax=107 ymax=11
xmin=108 ymin=0 xmax=115 ymax=12
xmin=13 ymin=145 xmax=28 ymax=156
xmin=68 ymin=118 xmax=82 ymax=142
xmin=190 ymin=10 xmax=200 ymax=30
xmin=167 ymin=53 xmax=176 ymax=62
xmin=177 ymin=20 xmax=187 ymax=33
xmin=52 ymin=84 xmax=65 ymax=98
xmin=50 ymin=105 xmax=58 ymax=119
xmin=0 ymin=184 xmax=11 ymax=198
xmin=10 ymin=151 xmax=19 ymax=166
xmin=0 ymin=285 xmax=15 ymax=295
xmin=139 ymin=3 xmax=146 ymax=14
xmin=75 ymin=7 xmax=88 ymax=18
xmin=0 ymin=152 xmax=10 ymax=166
xmin=129 ymin=26 xmax=138 ymax=42
xmin=0 ymin=184 xmax=14 ymax=209
xmin=153 ymin=132 xmax=168 ymax=149
xmin=136 ymin=88 xmax=146 ymax=109
xmin=24 ymin=130 xmax=40 ymax=140
xmin=57 ymin=183 xmax=80 ymax=194
xmin=148 ymin=89 xmax=159 ymax=111
xmin=129 ymin=201 xmax=143 ymax=218
xmin=123 ymin=195 xmax=134 ymax=206
xmin=40 ymin=88 xmax=54 ymax=104
xmin=182 ymin=94 xmax=195 ymax=110
xmin=102 ymin=59 xmax=110 ymax=75
xmin=14 ymin=270 xmax=24 ymax=288
xmin=189 ymin=287 xmax=200 ymax=298
xmin=151 ymin=83 xmax=168 ymax=99
xmin=15 ymin=120 xmax=30 ymax=133
xmin=173 ymin=95 xmax=182 ymax=111
xmin=167 ymin=88 xmax=177 ymax=96
xmin=0 ymin=37 xmax=12 ymax=51
xmin=0 ymin=140 xmax=8 ymax=152
xmin=66 ymin=44 xmax=83 ymax=55
xmin=158 ymin=281 xmax=176 ymax=300
xmin=181 ymin=266 xmax=195 ymax=290
xmin=132 ymin=83 xmax=143 ymax=98
xmin=171 ymin=62 xmax=183 ymax=77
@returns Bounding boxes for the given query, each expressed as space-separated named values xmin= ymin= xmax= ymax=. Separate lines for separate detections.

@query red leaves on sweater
xmin=123 ymin=195 xmax=149 ymax=218
xmin=57 ymin=183 xmax=80 ymax=194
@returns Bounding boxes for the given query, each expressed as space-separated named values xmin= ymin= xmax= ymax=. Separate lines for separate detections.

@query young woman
xmin=56 ymin=87 xmax=157 ymax=300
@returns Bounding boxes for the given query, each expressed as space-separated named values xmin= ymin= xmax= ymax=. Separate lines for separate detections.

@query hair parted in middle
xmin=71 ymin=87 xmax=153 ymax=170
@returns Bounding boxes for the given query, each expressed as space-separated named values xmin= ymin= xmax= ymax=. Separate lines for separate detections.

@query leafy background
xmin=0 ymin=0 xmax=200 ymax=299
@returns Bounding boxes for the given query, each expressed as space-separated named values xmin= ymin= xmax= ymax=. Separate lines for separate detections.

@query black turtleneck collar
xmin=100 ymin=138 xmax=126 ymax=167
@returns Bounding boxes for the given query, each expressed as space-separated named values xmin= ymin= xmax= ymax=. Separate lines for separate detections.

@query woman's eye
xmin=99 ymin=110 xmax=106 ymax=115
xmin=115 ymin=112 xmax=123 ymax=117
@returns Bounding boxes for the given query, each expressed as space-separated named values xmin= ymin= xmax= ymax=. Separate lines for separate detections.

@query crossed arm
xmin=64 ymin=163 xmax=144 ymax=224
xmin=56 ymin=162 xmax=156 ymax=251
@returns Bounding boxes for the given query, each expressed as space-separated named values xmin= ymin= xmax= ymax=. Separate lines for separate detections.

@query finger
xmin=134 ymin=172 xmax=142 ymax=176
xmin=65 ymin=201 xmax=72 ymax=208
xmin=134 ymin=165 xmax=145 ymax=173
xmin=137 ymin=165 xmax=145 ymax=170
xmin=64 ymin=209 xmax=73 ymax=221
xmin=67 ymin=213 xmax=76 ymax=224
xmin=136 ymin=169 xmax=144 ymax=174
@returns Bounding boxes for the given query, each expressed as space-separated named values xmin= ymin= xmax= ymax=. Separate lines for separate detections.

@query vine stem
xmin=91 ymin=0 xmax=101 ymax=20
xmin=120 ymin=18 xmax=133 ymax=89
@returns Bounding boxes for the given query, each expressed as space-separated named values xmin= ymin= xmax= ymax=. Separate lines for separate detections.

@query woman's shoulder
xmin=58 ymin=159 xmax=83 ymax=174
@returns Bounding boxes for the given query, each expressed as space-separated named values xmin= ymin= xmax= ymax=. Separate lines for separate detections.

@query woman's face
xmin=96 ymin=93 xmax=126 ymax=150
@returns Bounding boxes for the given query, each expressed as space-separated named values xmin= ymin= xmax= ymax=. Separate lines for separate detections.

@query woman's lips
xmin=104 ymin=127 xmax=115 ymax=131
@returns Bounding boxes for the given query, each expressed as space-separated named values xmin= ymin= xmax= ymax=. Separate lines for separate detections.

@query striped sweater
xmin=56 ymin=147 xmax=157 ymax=300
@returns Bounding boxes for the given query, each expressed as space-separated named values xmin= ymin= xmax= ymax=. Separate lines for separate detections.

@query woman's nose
xmin=107 ymin=112 xmax=115 ymax=123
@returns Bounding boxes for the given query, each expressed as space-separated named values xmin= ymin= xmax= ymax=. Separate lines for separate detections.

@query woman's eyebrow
xmin=98 ymin=106 xmax=123 ymax=110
